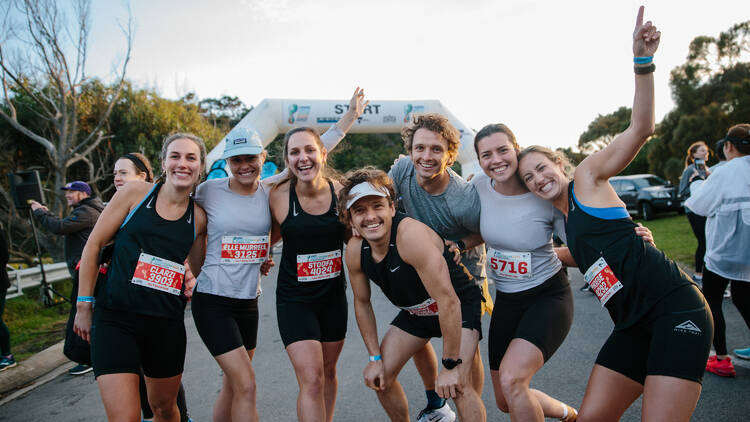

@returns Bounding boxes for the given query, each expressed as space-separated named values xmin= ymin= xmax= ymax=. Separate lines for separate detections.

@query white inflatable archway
xmin=207 ymin=99 xmax=481 ymax=177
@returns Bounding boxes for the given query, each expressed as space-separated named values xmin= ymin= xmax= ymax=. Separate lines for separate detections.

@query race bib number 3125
xmin=221 ymin=235 xmax=268 ymax=264
xmin=583 ymin=257 xmax=623 ymax=306
xmin=297 ymin=250 xmax=342 ymax=282
xmin=131 ymin=253 xmax=185 ymax=295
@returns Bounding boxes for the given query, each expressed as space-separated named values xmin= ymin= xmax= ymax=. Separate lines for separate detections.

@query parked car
xmin=609 ymin=174 xmax=682 ymax=220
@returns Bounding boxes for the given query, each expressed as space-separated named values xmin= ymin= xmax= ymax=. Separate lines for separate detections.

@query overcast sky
xmin=86 ymin=0 xmax=749 ymax=150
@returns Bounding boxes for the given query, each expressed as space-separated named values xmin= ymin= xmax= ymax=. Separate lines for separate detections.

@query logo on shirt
xmin=674 ymin=320 xmax=702 ymax=335
xmin=389 ymin=266 xmax=400 ymax=272
xmin=292 ymin=201 xmax=299 ymax=217
xmin=146 ymin=197 xmax=154 ymax=209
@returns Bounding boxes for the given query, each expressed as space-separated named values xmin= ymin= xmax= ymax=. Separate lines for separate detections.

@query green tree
xmin=577 ymin=106 xmax=632 ymax=153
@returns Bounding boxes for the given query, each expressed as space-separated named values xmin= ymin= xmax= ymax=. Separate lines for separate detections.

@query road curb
xmin=0 ymin=340 xmax=70 ymax=400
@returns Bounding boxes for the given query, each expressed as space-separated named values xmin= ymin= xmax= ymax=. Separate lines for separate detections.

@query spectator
xmin=679 ymin=141 xmax=712 ymax=283
xmin=30 ymin=181 xmax=104 ymax=375
xmin=0 ymin=225 xmax=14 ymax=371
xmin=686 ymin=123 xmax=750 ymax=377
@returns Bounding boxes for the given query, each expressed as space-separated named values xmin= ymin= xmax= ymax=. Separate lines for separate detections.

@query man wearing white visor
xmin=338 ymin=167 xmax=486 ymax=422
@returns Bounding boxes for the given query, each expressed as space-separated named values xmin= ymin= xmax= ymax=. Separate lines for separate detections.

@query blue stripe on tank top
xmin=119 ymin=184 xmax=159 ymax=229
xmin=571 ymin=183 xmax=630 ymax=220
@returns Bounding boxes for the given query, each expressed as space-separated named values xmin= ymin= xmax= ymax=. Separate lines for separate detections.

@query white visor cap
xmin=345 ymin=182 xmax=390 ymax=210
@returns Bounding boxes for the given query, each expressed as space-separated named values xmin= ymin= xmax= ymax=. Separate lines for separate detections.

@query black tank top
xmin=277 ymin=181 xmax=346 ymax=303
xmin=565 ymin=182 xmax=692 ymax=329
xmin=97 ymin=183 xmax=195 ymax=319
xmin=361 ymin=213 xmax=477 ymax=312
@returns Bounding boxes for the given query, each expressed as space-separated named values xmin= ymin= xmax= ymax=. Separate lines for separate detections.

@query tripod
xmin=28 ymin=208 xmax=69 ymax=307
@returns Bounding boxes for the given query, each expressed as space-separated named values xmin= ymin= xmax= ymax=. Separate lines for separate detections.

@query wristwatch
xmin=442 ymin=358 xmax=462 ymax=370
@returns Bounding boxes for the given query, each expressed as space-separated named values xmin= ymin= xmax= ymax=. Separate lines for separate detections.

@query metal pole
xmin=28 ymin=208 xmax=68 ymax=306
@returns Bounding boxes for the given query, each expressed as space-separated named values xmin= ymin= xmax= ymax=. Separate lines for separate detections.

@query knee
xmin=149 ymin=400 xmax=178 ymax=420
xmin=499 ymin=368 xmax=528 ymax=397
xmin=494 ymin=393 xmax=510 ymax=413
xmin=298 ymin=368 xmax=325 ymax=395
xmin=322 ymin=363 xmax=337 ymax=381
xmin=232 ymin=379 xmax=257 ymax=401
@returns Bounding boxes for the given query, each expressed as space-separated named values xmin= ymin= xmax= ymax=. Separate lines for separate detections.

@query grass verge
xmin=3 ymin=279 xmax=73 ymax=361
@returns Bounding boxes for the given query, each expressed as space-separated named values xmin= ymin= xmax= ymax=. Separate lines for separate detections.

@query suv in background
xmin=610 ymin=174 xmax=681 ymax=220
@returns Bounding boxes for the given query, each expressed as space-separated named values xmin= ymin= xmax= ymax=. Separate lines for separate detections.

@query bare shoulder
xmin=113 ymin=181 xmax=154 ymax=209
xmin=396 ymin=218 xmax=443 ymax=258
xmin=345 ymin=236 xmax=364 ymax=270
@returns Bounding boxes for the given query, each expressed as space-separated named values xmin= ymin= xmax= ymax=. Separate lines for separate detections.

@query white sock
xmin=560 ymin=402 xmax=568 ymax=420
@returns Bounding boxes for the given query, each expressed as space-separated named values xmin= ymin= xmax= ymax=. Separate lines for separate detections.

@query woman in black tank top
xmin=518 ymin=8 xmax=711 ymax=422
xmin=74 ymin=134 xmax=208 ymax=422
xmin=268 ymin=127 xmax=350 ymax=422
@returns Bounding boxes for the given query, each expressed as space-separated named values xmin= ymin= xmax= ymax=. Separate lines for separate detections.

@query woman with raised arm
xmin=517 ymin=7 xmax=712 ymax=421
xmin=187 ymin=88 xmax=367 ymax=422
xmin=75 ymin=134 xmax=208 ymax=422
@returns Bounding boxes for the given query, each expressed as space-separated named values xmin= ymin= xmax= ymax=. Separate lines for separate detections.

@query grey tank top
xmin=194 ymin=178 xmax=271 ymax=299
xmin=475 ymin=176 xmax=565 ymax=293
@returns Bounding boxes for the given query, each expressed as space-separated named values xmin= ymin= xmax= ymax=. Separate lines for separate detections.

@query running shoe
xmin=68 ymin=363 xmax=93 ymax=375
xmin=705 ymin=355 xmax=736 ymax=377
xmin=560 ymin=404 xmax=578 ymax=422
xmin=734 ymin=347 xmax=750 ymax=360
xmin=417 ymin=402 xmax=456 ymax=422
xmin=0 ymin=354 xmax=16 ymax=371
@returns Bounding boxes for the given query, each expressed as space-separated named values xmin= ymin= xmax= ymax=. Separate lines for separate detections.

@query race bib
xmin=296 ymin=250 xmax=342 ymax=282
xmin=221 ymin=235 xmax=269 ymax=264
xmin=487 ymin=248 xmax=532 ymax=280
xmin=131 ymin=253 xmax=185 ymax=295
xmin=401 ymin=298 xmax=439 ymax=316
xmin=583 ymin=257 xmax=623 ymax=306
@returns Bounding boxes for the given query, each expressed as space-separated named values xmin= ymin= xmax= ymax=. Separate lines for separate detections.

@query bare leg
xmin=145 ymin=374 xmax=184 ymax=422
xmin=321 ymin=340 xmax=345 ymax=422
xmin=97 ymin=373 xmax=142 ymax=422
xmin=452 ymin=328 xmax=486 ymax=422
xmin=641 ymin=375 xmax=701 ymax=422
xmin=214 ymin=347 xmax=258 ymax=422
xmin=472 ymin=345 xmax=484 ymax=396
xmin=377 ymin=326 xmax=431 ymax=421
xmin=412 ymin=341 xmax=438 ymax=390
xmin=286 ymin=340 xmax=326 ymax=422
xmin=577 ymin=364 xmax=643 ymax=422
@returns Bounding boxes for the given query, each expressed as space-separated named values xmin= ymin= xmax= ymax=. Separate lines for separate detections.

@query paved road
xmin=1 ymin=265 xmax=749 ymax=421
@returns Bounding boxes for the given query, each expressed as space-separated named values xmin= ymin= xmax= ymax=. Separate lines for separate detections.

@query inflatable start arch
xmin=207 ymin=99 xmax=481 ymax=177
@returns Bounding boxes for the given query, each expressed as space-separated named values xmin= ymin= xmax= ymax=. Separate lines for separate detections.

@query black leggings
xmin=686 ymin=212 xmax=706 ymax=273
xmin=139 ymin=372 xmax=189 ymax=421
xmin=702 ymin=268 xmax=750 ymax=355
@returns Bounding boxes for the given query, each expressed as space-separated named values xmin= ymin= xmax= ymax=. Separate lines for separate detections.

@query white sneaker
xmin=417 ymin=402 xmax=456 ymax=422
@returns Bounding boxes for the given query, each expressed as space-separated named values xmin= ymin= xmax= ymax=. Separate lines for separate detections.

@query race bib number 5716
xmin=583 ymin=257 xmax=623 ymax=306
xmin=297 ymin=250 xmax=342 ymax=282
xmin=131 ymin=253 xmax=185 ymax=295
xmin=487 ymin=248 xmax=531 ymax=280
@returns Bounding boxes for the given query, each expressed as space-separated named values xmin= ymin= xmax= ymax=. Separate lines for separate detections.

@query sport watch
xmin=442 ymin=358 xmax=462 ymax=370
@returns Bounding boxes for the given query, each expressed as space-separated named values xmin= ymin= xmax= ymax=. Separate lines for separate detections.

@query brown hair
xmin=158 ymin=132 xmax=207 ymax=184
xmin=684 ymin=141 xmax=712 ymax=168
xmin=401 ymin=114 xmax=461 ymax=165
xmin=726 ymin=123 xmax=750 ymax=155
xmin=280 ymin=127 xmax=339 ymax=186
xmin=337 ymin=166 xmax=396 ymax=225
xmin=119 ymin=152 xmax=154 ymax=182
xmin=474 ymin=123 xmax=520 ymax=157
xmin=517 ymin=145 xmax=575 ymax=179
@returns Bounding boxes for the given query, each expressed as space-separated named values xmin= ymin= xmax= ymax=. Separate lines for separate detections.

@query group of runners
xmin=70 ymin=6 xmax=726 ymax=422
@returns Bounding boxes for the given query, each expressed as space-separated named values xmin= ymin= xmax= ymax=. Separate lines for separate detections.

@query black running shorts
xmin=91 ymin=306 xmax=186 ymax=379
xmin=391 ymin=286 xmax=483 ymax=340
xmin=276 ymin=292 xmax=347 ymax=347
xmin=595 ymin=284 xmax=713 ymax=384
xmin=191 ymin=292 xmax=259 ymax=356
xmin=488 ymin=270 xmax=573 ymax=370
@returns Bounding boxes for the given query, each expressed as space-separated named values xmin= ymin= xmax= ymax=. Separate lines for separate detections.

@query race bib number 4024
xmin=488 ymin=248 xmax=531 ymax=281
xmin=297 ymin=250 xmax=342 ymax=282
xmin=583 ymin=257 xmax=623 ymax=306
xmin=221 ymin=235 xmax=269 ymax=264
xmin=131 ymin=253 xmax=185 ymax=296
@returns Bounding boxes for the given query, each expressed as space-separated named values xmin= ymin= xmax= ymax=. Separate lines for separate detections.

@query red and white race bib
xmin=296 ymin=250 xmax=342 ymax=282
xmin=131 ymin=253 xmax=185 ymax=296
xmin=487 ymin=248 xmax=532 ymax=280
xmin=221 ymin=235 xmax=268 ymax=264
xmin=583 ymin=257 xmax=623 ymax=306
xmin=401 ymin=298 xmax=439 ymax=316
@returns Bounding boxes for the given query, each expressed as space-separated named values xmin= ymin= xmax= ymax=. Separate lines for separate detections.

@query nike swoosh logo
xmin=293 ymin=202 xmax=299 ymax=216
xmin=187 ymin=212 xmax=192 ymax=224
xmin=146 ymin=197 xmax=154 ymax=209
xmin=389 ymin=266 xmax=400 ymax=272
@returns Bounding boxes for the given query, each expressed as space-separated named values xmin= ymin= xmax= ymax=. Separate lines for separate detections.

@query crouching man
xmin=339 ymin=167 xmax=486 ymax=422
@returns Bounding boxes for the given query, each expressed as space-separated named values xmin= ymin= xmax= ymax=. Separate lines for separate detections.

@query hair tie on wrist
xmin=634 ymin=64 xmax=655 ymax=74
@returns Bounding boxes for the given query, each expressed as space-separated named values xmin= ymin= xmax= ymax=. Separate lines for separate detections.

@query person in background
xmin=686 ymin=124 xmax=750 ymax=376
xmin=0 ymin=224 xmax=14 ymax=371
xmin=679 ymin=141 xmax=712 ymax=284
xmin=30 ymin=181 xmax=104 ymax=376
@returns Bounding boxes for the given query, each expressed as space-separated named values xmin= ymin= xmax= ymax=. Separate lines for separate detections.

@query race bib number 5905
xmin=584 ymin=257 xmax=623 ymax=306
xmin=131 ymin=253 xmax=185 ymax=295
xmin=297 ymin=250 xmax=342 ymax=282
